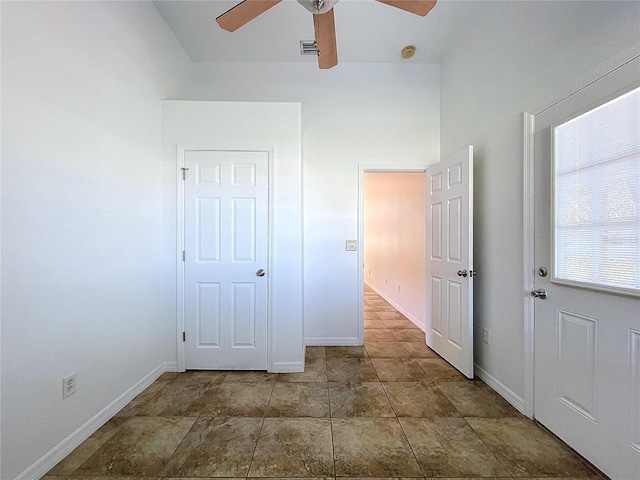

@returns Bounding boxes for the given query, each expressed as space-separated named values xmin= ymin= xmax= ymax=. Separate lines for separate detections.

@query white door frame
xmin=176 ymin=143 xmax=276 ymax=372
xmin=521 ymin=48 xmax=640 ymax=418
xmin=357 ymin=163 xmax=431 ymax=345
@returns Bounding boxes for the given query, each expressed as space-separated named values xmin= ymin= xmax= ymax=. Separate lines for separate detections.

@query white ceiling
xmin=153 ymin=0 xmax=484 ymax=64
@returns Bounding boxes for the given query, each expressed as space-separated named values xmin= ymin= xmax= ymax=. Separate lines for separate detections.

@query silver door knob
xmin=457 ymin=269 xmax=468 ymax=277
xmin=256 ymin=269 xmax=266 ymax=277
xmin=531 ymin=288 xmax=547 ymax=299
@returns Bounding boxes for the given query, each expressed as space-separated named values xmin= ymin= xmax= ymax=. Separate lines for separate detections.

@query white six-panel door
xmin=426 ymin=146 xmax=474 ymax=378
xmin=184 ymin=149 xmax=269 ymax=370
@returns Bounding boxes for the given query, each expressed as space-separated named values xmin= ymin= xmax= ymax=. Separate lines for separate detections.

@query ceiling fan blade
xmin=216 ymin=0 xmax=282 ymax=32
xmin=313 ymin=9 xmax=338 ymax=69
xmin=376 ymin=0 xmax=437 ymax=16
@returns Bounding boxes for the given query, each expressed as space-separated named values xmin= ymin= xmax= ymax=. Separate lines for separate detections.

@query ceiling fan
xmin=216 ymin=0 xmax=437 ymax=69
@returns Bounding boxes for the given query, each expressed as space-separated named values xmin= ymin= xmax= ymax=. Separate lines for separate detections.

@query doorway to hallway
xmin=363 ymin=171 xmax=427 ymax=331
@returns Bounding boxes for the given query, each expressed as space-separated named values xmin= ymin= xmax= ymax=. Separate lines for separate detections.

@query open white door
xmin=426 ymin=146 xmax=474 ymax=378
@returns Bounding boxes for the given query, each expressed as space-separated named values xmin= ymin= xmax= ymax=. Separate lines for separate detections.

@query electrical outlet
xmin=483 ymin=329 xmax=490 ymax=345
xmin=62 ymin=373 xmax=76 ymax=399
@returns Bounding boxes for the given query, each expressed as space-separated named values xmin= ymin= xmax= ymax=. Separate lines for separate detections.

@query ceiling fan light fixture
xmin=297 ymin=0 xmax=339 ymax=15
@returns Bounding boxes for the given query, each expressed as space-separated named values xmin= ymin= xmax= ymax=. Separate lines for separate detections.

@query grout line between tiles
xmin=245 ymin=379 xmax=276 ymax=478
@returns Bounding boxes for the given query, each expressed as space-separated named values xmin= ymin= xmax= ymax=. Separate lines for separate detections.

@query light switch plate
xmin=345 ymin=240 xmax=357 ymax=251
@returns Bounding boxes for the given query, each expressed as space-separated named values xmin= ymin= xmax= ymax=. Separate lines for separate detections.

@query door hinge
xmin=182 ymin=250 xmax=185 ymax=261
xmin=182 ymin=331 xmax=186 ymax=342
xmin=180 ymin=167 xmax=189 ymax=180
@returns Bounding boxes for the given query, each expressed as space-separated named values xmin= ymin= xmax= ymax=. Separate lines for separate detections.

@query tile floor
xmin=44 ymin=285 xmax=603 ymax=479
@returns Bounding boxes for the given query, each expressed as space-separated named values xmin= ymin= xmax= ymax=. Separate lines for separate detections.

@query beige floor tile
xmin=161 ymin=416 xmax=262 ymax=477
xmin=221 ymin=371 xmax=277 ymax=382
xmin=365 ymin=341 xmax=411 ymax=358
xmin=415 ymin=357 xmax=467 ymax=382
xmin=391 ymin=329 xmax=424 ymax=342
xmin=72 ymin=416 xmax=195 ymax=477
xmin=278 ymin=355 xmax=327 ymax=382
xmin=366 ymin=298 xmax=390 ymax=305
xmin=375 ymin=311 xmax=409 ymax=321
xmin=249 ymin=418 xmax=334 ymax=477
xmin=135 ymin=375 xmax=216 ymax=416
xmin=267 ymin=382 xmax=330 ymax=417
xmin=364 ymin=319 xmax=388 ymax=329
xmin=400 ymin=417 xmax=510 ymax=477
xmin=438 ymin=381 xmax=520 ymax=417
xmin=401 ymin=342 xmax=438 ymax=358
xmin=325 ymin=346 xmax=367 ymax=358
xmin=329 ymin=382 xmax=395 ymax=418
xmin=466 ymin=417 xmax=599 ymax=477
xmin=199 ymin=381 xmax=273 ymax=417
xmin=383 ymin=382 xmax=458 ymax=417
xmin=332 ymin=418 xmax=422 ymax=477
xmin=381 ymin=319 xmax=419 ymax=329
xmin=66 ymin=477 xmax=156 ymax=480
xmin=305 ymin=346 xmax=326 ymax=359
xmin=371 ymin=358 xmax=432 ymax=382
xmin=364 ymin=311 xmax=380 ymax=320
xmin=115 ymin=380 xmax=169 ymax=417
xmin=326 ymin=357 xmax=379 ymax=383
xmin=373 ymin=304 xmax=401 ymax=312
xmin=47 ymin=417 xmax=127 ymax=475
xmin=365 ymin=329 xmax=398 ymax=342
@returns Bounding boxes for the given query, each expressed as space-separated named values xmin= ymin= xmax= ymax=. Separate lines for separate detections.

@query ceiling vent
xmin=300 ymin=40 xmax=319 ymax=56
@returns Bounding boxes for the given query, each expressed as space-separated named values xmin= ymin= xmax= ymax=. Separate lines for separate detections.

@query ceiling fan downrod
xmin=297 ymin=0 xmax=339 ymax=15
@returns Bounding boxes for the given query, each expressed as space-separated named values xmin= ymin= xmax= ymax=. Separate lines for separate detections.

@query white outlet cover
xmin=62 ymin=373 xmax=76 ymax=399
xmin=345 ymin=240 xmax=357 ymax=251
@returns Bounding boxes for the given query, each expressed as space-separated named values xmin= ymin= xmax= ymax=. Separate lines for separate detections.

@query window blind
xmin=554 ymin=87 xmax=640 ymax=292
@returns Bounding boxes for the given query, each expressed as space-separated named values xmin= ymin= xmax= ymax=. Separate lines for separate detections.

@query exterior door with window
xmin=533 ymin=58 xmax=639 ymax=479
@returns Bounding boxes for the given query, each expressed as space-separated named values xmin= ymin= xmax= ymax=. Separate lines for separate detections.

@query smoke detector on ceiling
xmin=402 ymin=45 xmax=416 ymax=59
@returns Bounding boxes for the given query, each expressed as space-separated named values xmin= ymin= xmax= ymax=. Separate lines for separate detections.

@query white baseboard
xmin=15 ymin=361 xmax=171 ymax=480
xmin=270 ymin=361 xmax=304 ymax=373
xmin=365 ymin=281 xmax=426 ymax=332
xmin=305 ymin=336 xmax=360 ymax=346
xmin=163 ymin=361 xmax=179 ymax=373
xmin=474 ymin=363 xmax=525 ymax=414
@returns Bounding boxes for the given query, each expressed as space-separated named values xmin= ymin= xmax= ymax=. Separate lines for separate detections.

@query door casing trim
xmin=522 ymin=112 xmax=536 ymax=419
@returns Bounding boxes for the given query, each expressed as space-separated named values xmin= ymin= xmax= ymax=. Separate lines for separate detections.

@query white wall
xmin=181 ymin=62 xmax=440 ymax=344
xmin=364 ymin=172 xmax=426 ymax=328
xmin=161 ymin=101 xmax=304 ymax=371
xmin=0 ymin=2 xmax=191 ymax=479
xmin=440 ymin=1 xmax=640 ymax=404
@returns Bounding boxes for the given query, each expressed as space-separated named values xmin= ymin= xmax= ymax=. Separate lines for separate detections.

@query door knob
xmin=256 ymin=269 xmax=266 ymax=277
xmin=457 ymin=269 xmax=468 ymax=277
xmin=531 ymin=288 xmax=547 ymax=299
